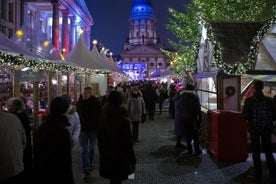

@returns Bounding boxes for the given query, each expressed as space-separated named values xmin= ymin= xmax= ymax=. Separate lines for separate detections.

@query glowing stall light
xmin=62 ymin=48 xmax=66 ymax=54
xmin=92 ymin=40 xmax=98 ymax=45
xmin=52 ymin=79 xmax=57 ymax=85
xmin=78 ymin=27 xmax=83 ymax=35
xmin=21 ymin=67 xmax=30 ymax=71
xmin=15 ymin=30 xmax=24 ymax=38
xmin=37 ymin=46 xmax=43 ymax=52
xmin=62 ymin=75 xmax=67 ymax=81
xmin=43 ymin=40 xmax=50 ymax=47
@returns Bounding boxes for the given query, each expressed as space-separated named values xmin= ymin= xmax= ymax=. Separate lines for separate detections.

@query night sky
xmin=84 ymin=0 xmax=190 ymax=55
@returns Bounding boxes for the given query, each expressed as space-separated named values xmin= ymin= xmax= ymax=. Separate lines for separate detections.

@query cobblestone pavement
xmin=72 ymin=111 xmax=274 ymax=184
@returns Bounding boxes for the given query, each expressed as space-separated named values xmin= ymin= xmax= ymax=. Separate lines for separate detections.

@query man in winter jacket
xmin=77 ymin=87 xmax=103 ymax=182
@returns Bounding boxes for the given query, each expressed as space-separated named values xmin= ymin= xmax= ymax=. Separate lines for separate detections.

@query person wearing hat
xmin=97 ymin=90 xmax=136 ymax=184
xmin=33 ymin=96 xmax=74 ymax=184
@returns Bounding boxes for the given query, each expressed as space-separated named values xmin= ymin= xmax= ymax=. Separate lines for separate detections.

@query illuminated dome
xmin=130 ymin=0 xmax=153 ymax=20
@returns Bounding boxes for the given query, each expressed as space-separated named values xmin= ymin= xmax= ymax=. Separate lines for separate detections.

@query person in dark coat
xmin=168 ymin=84 xmax=177 ymax=118
xmin=98 ymin=91 xmax=136 ymax=184
xmin=242 ymin=80 xmax=276 ymax=182
xmin=173 ymin=89 xmax=187 ymax=148
xmin=144 ymin=82 xmax=157 ymax=120
xmin=77 ymin=86 xmax=103 ymax=182
xmin=6 ymin=98 xmax=33 ymax=181
xmin=181 ymin=84 xmax=202 ymax=155
xmin=33 ymin=96 xmax=74 ymax=184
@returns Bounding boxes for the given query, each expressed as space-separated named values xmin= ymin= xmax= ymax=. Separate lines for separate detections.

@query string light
xmin=164 ymin=0 xmax=276 ymax=75
xmin=0 ymin=51 xmax=130 ymax=80
xmin=205 ymin=16 xmax=276 ymax=74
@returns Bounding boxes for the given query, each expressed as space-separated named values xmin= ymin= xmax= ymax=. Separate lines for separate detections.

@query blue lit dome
xmin=130 ymin=0 xmax=153 ymax=20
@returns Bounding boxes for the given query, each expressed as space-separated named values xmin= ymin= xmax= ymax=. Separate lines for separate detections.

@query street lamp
xmin=62 ymin=48 xmax=66 ymax=55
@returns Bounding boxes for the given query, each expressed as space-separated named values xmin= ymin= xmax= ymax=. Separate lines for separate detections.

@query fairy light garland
xmin=0 ymin=51 xmax=119 ymax=76
xmin=204 ymin=16 xmax=276 ymax=74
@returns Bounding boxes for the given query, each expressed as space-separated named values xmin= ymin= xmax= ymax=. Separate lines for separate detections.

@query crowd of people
xmin=0 ymin=79 xmax=276 ymax=183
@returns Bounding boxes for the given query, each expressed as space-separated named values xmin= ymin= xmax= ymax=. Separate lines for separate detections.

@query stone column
xmin=61 ymin=10 xmax=69 ymax=55
xmin=51 ymin=0 xmax=59 ymax=50
xmin=69 ymin=15 xmax=76 ymax=52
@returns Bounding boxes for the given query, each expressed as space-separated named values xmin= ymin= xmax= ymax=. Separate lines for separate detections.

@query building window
xmin=8 ymin=28 xmax=13 ymax=37
xmin=1 ymin=0 xmax=6 ymax=20
xmin=149 ymin=62 xmax=154 ymax=67
xmin=8 ymin=2 xmax=14 ymax=23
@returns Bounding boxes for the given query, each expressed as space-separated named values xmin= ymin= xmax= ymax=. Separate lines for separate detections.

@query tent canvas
xmin=90 ymin=45 xmax=113 ymax=72
xmin=148 ymin=68 xmax=161 ymax=78
xmin=10 ymin=23 xmax=62 ymax=62
xmin=67 ymin=34 xmax=107 ymax=71
xmin=0 ymin=32 xmax=39 ymax=58
xmin=161 ymin=66 xmax=177 ymax=77
xmin=99 ymin=49 xmax=124 ymax=74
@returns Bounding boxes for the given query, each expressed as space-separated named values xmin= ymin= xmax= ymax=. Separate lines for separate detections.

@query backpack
xmin=251 ymin=97 xmax=273 ymax=129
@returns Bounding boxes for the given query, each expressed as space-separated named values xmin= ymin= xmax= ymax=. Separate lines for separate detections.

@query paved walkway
xmin=72 ymin=112 xmax=274 ymax=184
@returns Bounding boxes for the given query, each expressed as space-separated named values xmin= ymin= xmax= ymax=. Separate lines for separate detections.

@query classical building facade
xmin=0 ymin=0 xmax=93 ymax=55
xmin=0 ymin=0 xmax=24 ymax=37
xmin=119 ymin=0 xmax=171 ymax=80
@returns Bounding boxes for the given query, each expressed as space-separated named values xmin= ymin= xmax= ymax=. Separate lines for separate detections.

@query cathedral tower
xmin=120 ymin=0 xmax=170 ymax=79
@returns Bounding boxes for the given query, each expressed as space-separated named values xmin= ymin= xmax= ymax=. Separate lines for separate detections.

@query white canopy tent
xmin=0 ymin=32 xmax=33 ymax=55
xmin=10 ymin=23 xmax=63 ymax=62
xmin=66 ymin=34 xmax=108 ymax=71
xmin=161 ymin=66 xmax=177 ymax=78
xmin=98 ymin=49 xmax=124 ymax=74
xmin=90 ymin=45 xmax=113 ymax=72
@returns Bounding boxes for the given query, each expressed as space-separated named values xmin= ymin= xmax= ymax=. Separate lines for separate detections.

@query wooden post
xmin=47 ymin=71 xmax=54 ymax=111
xmin=67 ymin=71 xmax=70 ymax=95
xmin=13 ymin=81 xmax=20 ymax=97
xmin=58 ymin=71 xmax=62 ymax=96
xmin=33 ymin=81 xmax=40 ymax=129
xmin=85 ymin=73 xmax=90 ymax=87
xmin=74 ymin=74 xmax=77 ymax=103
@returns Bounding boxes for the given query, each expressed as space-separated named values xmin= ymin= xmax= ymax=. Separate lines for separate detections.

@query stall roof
xmin=109 ymin=56 xmax=125 ymax=74
xmin=90 ymin=45 xmax=113 ymax=72
xmin=10 ymin=23 xmax=63 ymax=62
xmin=195 ymin=70 xmax=218 ymax=79
xmin=100 ymin=50 xmax=125 ymax=74
xmin=244 ymin=70 xmax=276 ymax=82
xmin=148 ymin=68 xmax=161 ymax=78
xmin=0 ymin=32 xmax=40 ymax=58
xmin=243 ymin=74 xmax=276 ymax=82
xmin=66 ymin=34 xmax=107 ymax=71
xmin=161 ymin=66 xmax=177 ymax=77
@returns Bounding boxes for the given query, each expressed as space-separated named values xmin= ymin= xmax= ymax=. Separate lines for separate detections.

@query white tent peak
xmin=90 ymin=44 xmax=113 ymax=72
xmin=10 ymin=23 xmax=62 ymax=62
xmin=67 ymin=34 xmax=106 ymax=71
xmin=0 ymin=31 xmax=37 ymax=57
xmin=108 ymin=54 xmax=124 ymax=74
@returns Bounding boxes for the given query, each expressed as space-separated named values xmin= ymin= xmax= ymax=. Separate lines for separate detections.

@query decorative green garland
xmin=204 ymin=16 xmax=276 ymax=75
xmin=0 ymin=51 xmax=126 ymax=78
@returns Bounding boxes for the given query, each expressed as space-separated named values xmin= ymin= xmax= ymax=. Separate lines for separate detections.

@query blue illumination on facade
xmin=130 ymin=0 xmax=153 ymax=20
xmin=118 ymin=63 xmax=147 ymax=80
